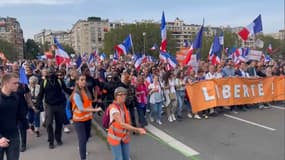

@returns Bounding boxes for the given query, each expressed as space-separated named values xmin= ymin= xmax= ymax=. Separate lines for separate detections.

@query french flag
xmin=145 ymin=74 xmax=153 ymax=87
xmin=267 ymin=44 xmax=273 ymax=54
xmin=238 ymin=14 xmax=263 ymax=41
xmin=167 ymin=54 xmax=178 ymax=69
xmin=113 ymin=52 xmax=119 ymax=63
xmin=264 ymin=54 xmax=271 ymax=63
xmin=134 ymin=54 xmax=146 ymax=71
xmin=209 ymin=35 xmax=221 ymax=65
xmin=115 ymin=34 xmax=133 ymax=57
xmin=100 ymin=53 xmax=106 ymax=61
xmin=160 ymin=11 xmax=167 ymax=52
xmin=159 ymin=52 xmax=168 ymax=63
xmin=183 ymin=45 xmax=194 ymax=66
xmin=150 ymin=43 xmax=158 ymax=51
xmin=183 ymin=24 xmax=204 ymax=66
xmin=54 ymin=38 xmax=70 ymax=65
xmin=88 ymin=53 xmax=95 ymax=64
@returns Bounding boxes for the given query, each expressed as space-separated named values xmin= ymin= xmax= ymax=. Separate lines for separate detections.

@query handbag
xmin=169 ymin=92 xmax=176 ymax=100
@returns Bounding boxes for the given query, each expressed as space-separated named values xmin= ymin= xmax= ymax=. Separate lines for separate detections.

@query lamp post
xmin=142 ymin=32 xmax=146 ymax=54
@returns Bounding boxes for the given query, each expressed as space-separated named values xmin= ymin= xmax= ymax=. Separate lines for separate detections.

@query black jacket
xmin=36 ymin=75 xmax=72 ymax=107
xmin=0 ymin=91 xmax=29 ymax=138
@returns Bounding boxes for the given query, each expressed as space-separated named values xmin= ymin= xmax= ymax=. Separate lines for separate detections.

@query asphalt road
xmin=149 ymin=104 xmax=285 ymax=160
xmin=19 ymin=103 xmax=285 ymax=160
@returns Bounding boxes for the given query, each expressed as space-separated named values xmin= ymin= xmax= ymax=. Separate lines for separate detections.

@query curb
xmin=92 ymin=119 xmax=107 ymax=137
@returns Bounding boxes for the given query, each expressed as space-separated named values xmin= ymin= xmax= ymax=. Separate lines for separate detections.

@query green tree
xmin=103 ymin=23 xmax=176 ymax=58
xmin=24 ymin=39 xmax=40 ymax=59
xmin=255 ymin=35 xmax=285 ymax=59
xmin=0 ymin=39 xmax=18 ymax=61
xmin=191 ymin=30 xmax=239 ymax=60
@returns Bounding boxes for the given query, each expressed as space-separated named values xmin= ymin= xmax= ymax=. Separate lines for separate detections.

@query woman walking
xmin=70 ymin=74 xmax=102 ymax=160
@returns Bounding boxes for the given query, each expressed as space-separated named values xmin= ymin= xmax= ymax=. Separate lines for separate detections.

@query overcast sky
xmin=0 ymin=0 xmax=284 ymax=39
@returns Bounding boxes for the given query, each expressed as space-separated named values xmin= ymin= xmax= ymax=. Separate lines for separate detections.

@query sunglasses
xmin=117 ymin=93 xmax=127 ymax=96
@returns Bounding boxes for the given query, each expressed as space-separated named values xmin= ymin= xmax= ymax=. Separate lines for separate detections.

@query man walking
xmin=36 ymin=68 xmax=72 ymax=149
xmin=0 ymin=73 xmax=29 ymax=160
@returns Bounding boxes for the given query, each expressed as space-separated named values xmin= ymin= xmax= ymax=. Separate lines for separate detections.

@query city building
xmin=34 ymin=29 xmax=72 ymax=47
xmin=166 ymin=18 xmax=221 ymax=48
xmin=266 ymin=29 xmax=285 ymax=40
xmin=71 ymin=17 xmax=109 ymax=54
xmin=0 ymin=17 xmax=24 ymax=59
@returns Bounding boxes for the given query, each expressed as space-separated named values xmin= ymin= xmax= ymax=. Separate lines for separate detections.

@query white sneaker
xmin=149 ymin=116 xmax=154 ymax=122
xmin=168 ymin=116 xmax=173 ymax=122
xmin=194 ymin=114 xmax=201 ymax=119
xmin=156 ymin=120 xmax=162 ymax=125
xmin=259 ymin=104 xmax=265 ymax=109
xmin=64 ymin=127 xmax=71 ymax=133
xmin=187 ymin=113 xmax=192 ymax=118
xmin=171 ymin=114 xmax=176 ymax=121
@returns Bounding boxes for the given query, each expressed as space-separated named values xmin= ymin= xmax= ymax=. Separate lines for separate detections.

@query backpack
xmin=102 ymin=103 xmax=121 ymax=129
xmin=43 ymin=79 xmax=62 ymax=89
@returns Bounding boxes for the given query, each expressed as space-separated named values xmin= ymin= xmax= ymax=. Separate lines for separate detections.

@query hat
xmin=114 ymin=87 xmax=127 ymax=96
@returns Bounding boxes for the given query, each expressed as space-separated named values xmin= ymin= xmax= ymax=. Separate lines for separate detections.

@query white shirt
xmin=205 ymin=72 xmax=216 ymax=80
xmin=148 ymin=83 xmax=162 ymax=104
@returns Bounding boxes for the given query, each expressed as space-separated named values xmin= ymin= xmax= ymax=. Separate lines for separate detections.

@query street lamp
xmin=142 ymin=32 xmax=146 ymax=54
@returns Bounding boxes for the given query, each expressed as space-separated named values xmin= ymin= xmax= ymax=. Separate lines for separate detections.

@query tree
xmin=0 ymin=39 xmax=18 ymax=61
xmin=24 ymin=39 xmax=40 ymax=59
xmin=190 ymin=30 xmax=239 ymax=60
xmin=103 ymin=23 xmax=176 ymax=58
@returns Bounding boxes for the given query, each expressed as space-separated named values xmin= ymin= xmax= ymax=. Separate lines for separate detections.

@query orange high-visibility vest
xmin=71 ymin=91 xmax=93 ymax=122
xmin=107 ymin=103 xmax=131 ymax=146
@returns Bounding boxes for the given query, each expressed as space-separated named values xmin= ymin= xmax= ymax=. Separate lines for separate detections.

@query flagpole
xmin=130 ymin=34 xmax=135 ymax=55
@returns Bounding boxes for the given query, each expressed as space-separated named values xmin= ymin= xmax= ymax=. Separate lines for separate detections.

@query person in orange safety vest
xmin=107 ymin=87 xmax=146 ymax=160
xmin=70 ymin=74 xmax=102 ymax=160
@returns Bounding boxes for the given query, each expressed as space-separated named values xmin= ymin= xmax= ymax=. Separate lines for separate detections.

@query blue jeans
xmin=137 ymin=103 xmax=147 ymax=127
xmin=111 ymin=142 xmax=130 ymax=160
xmin=185 ymin=98 xmax=192 ymax=114
xmin=27 ymin=108 xmax=40 ymax=128
xmin=74 ymin=120 xmax=91 ymax=160
xmin=150 ymin=102 xmax=162 ymax=121
xmin=176 ymin=90 xmax=185 ymax=116
xmin=0 ymin=135 xmax=20 ymax=160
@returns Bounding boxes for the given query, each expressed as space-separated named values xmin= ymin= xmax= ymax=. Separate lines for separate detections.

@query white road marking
xmin=224 ymin=114 xmax=276 ymax=131
xmin=270 ymin=105 xmax=285 ymax=110
xmin=145 ymin=124 xmax=200 ymax=157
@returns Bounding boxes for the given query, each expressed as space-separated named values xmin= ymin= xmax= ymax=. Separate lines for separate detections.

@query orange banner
xmin=186 ymin=76 xmax=285 ymax=113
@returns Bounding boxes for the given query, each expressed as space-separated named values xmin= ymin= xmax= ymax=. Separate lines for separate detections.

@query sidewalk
xmin=21 ymin=122 xmax=113 ymax=160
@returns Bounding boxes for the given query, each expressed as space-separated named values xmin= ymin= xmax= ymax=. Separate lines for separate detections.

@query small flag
xmin=100 ymin=53 xmax=106 ymax=61
xmin=160 ymin=11 xmax=167 ymax=52
xmin=19 ymin=67 xmax=28 ymax=85
xmin=219 ymin=32 xmax=224 ymax=45
xmin=267 ymin=44 xmax=273 ymax=54
xmin=115 ymin=34 xmax=133 ymax=57
xmin=54 ymin=38 xmax=70 ymax=65
xmin=76 ymin=55 xmax=82 ymax=68
xmin=150 ymin=43 xmax=158 ymax=51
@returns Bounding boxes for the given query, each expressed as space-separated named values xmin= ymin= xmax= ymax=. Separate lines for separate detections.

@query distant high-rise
xmin=71 ymin=17 xmax=109 ymax=54
xmin=0 ymin=17 xmax=24 ymax=59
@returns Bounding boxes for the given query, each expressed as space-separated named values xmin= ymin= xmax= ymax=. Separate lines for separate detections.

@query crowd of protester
xmin=0 ymin=56 xmax=284 ymax=160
